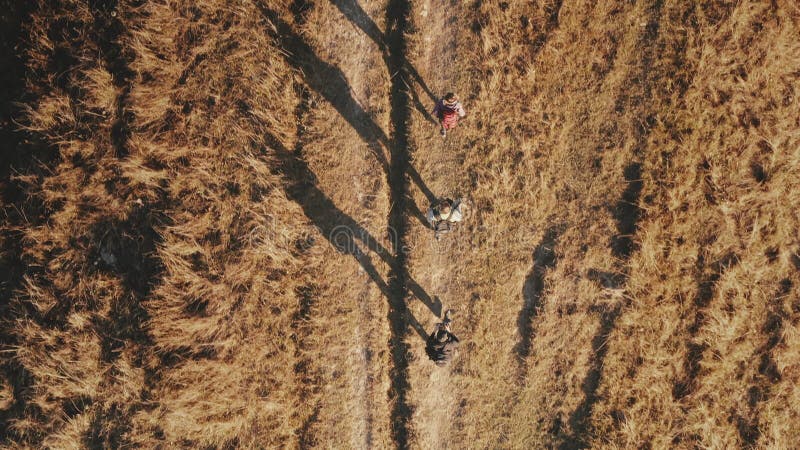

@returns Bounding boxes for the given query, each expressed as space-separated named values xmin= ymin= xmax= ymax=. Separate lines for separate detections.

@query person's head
xmin=438 ymin=199 xmax=453 ymax=216
xmin=444 ymin=92 xmax=457 ymax=103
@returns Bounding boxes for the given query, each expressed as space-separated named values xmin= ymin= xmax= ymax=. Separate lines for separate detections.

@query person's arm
xmin=426 ymin=333 xmax=436 ymax=345
xmin=448 ymin=202 xmax=463 ymax=223
xmin=426 ymin=326 xmax=440 ymax=347
xmin=425 ymin=208 xmax=438 ymax=228
xmin=432 ymin=100 xmax=443 ymax=119
xmin=456 ymin=102 xmax=466 ymax=118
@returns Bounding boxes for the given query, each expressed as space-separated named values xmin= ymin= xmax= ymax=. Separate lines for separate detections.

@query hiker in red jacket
xmin=432 ymin=92 xmax=466 ymax=137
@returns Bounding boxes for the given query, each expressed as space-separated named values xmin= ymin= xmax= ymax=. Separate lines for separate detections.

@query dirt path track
xmin=402 ymin=0 xmax=477 ymax=447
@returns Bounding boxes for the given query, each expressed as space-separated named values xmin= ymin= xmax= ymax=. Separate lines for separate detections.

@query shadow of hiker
xmin=409 ymin=201 xmax=431 ymax=229
xmin=329 ymin=0 xmax=438 ymax=123
xmin=586 ymin=269 xmax=625 ymax=290
xmin=559 ymin=304 xmax=622 ymax=450
xmin=257 ymin=2 xmax=437 ymax=205
xmin=561 ymin=163 xmax=645 ymax=448
xmin=515 ymin=226 xmax=561 ymax=363
xmin=262 ymin=130 xmax=437 ymax=341
xmin=610 ymin=163 xmax=643 ymax=259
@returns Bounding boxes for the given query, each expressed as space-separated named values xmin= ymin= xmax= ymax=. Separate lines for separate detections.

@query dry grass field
xmin=1 ymin=0 xmax=799 ymax=448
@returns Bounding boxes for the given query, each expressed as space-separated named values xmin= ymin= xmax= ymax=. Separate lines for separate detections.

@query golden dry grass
xmin=406 ymin=0 xmax=800 ymax=448
xmin=1 ymin=0 xmax=799 ymax=448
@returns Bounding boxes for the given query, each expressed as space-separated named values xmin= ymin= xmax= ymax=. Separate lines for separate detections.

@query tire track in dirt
xmin=264 ymin=9 xmax=386 ymax=445
xmin=305 ymin=3 xmax=418 ymax=440
xmin=402 ymin=0 xmax=468 ymax=445
xmin=285 ymin=61 xmax=323 ymax=450
xmin=292 ymin=72 xmax=377 ymax=448
xmin=265 ymin=92 xmax=390 ymax=447
xmin=330 ymin=0 xmax=445 ymax=444
xmin=352 ymin=287 xmax=379 ymax=449
xmin=561 ymin=1 xmax=663 ymax=447
xmin=289 ymin=82 xmax=377 ymax=448
xmin=292 ymin=278 xmax=322 ymax=448
xmin=384 ymin=0 xmax=417 ymax=445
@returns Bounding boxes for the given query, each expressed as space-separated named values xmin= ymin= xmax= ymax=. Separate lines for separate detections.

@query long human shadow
xmin=515 ymin=226 xmax=561 ymax=366
xmin=560 ymin=304 xmax=622 ymax=450
xmin=256 ymin=3 xmax=436 ymax=205
xmin=560 ymin=3 xmax=664 ymax=436
xmin=262 ymin=130 xmax=435 ymax=340
xmin=610 ymin=163 xmax=643 ymax=259
xmin=732 ymin=278 xmax=791 ymax=446
xmin=330 ymin=0 xmax=437 ymax=123
xmin=670 ymin=159 xmax=737 ymax=402
xmin=561 ymin=162 xmax=644 ymax=449
xmin=671 ymin=251 xmax=738 ymax=400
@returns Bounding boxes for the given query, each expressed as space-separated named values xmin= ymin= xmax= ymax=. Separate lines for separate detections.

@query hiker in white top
xmin=426 ymin=198 xmax=463 ymax=238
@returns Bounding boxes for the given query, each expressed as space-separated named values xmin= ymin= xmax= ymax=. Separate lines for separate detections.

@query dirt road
xmin=403 ymin=0 xmax=476 ymax=447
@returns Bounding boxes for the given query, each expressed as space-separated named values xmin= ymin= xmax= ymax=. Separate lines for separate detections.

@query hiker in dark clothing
xmin=432 ymin=92 xmax=466 ymax=137
xmin=426 ymin=309 xmax=459 ymax=366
